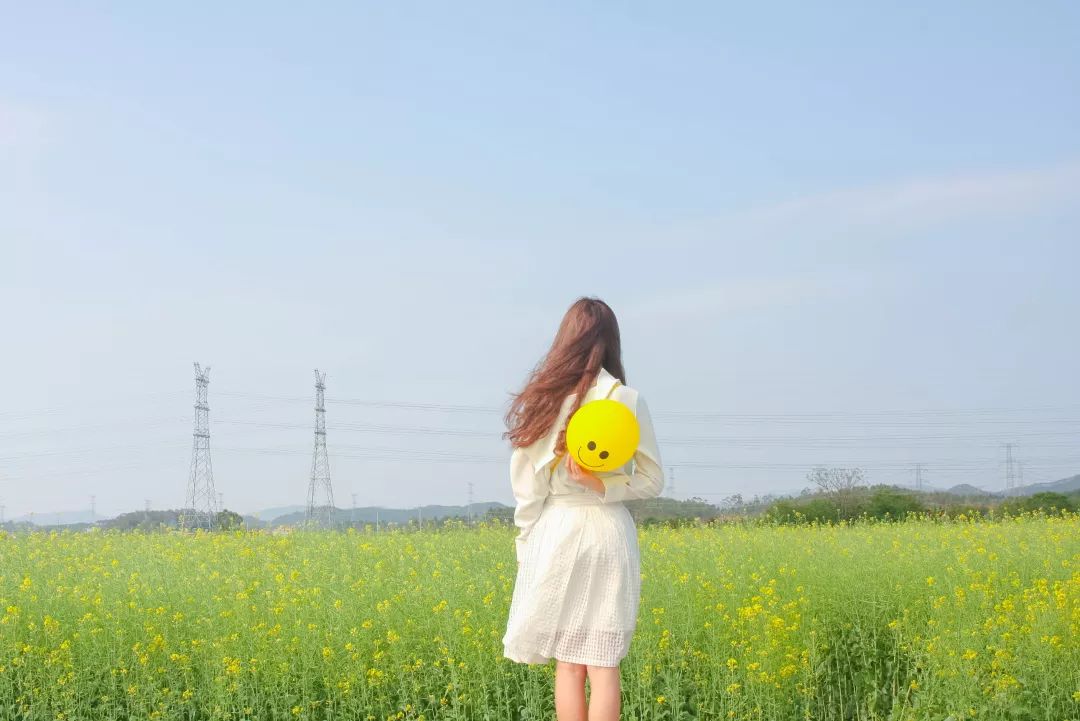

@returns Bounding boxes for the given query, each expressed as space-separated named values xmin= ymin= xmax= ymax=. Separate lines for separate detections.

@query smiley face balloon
xmin=565 ymin=399 xmax=640 ymax=472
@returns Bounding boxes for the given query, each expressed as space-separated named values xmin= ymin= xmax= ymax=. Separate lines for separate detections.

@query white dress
xmin=502 ymin=368 xmax=665 ymax=667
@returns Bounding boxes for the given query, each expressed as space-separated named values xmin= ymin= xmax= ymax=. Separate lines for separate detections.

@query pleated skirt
xmin=502 ymin=494 xmax=641 ymax=667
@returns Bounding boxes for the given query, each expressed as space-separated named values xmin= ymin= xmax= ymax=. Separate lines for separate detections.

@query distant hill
xmin=943 ymin=483 xmax=995 ymax=497
xmin=2 ymin=502 xmax=512 ymax=530
xmin=250 ymin=505 xmax=306 ymax=521
xmin=938 ymin=473 xmax=1080 ymax=499
xmin=1003 ymin=473 xmax=1080 ymax=497
xmin=270 ymin=501 xmax=510 ymax=526
xmin=10 ymin=474 xmax=1076 ymax=532
xmin=10 ymin=509 xmax=99 ymax=526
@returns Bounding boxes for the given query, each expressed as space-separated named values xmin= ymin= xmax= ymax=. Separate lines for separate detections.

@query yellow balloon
xmin=565 ymin=399 xmax=640 ymax=472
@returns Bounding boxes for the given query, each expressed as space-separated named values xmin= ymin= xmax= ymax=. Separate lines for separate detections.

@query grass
xmin=0 ymin=514 xmax=1077 ymax=720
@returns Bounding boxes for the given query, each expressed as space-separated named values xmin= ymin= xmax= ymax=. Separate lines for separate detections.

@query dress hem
xmin=502 ymin=644 xmax=624 ymax=668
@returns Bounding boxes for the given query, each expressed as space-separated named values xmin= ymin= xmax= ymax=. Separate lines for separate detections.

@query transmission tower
xmin=180 ymin=363 xmax=218 ymax=530
xmin=89 ymin=495 xmax=96 ymax=523
xmin=467 ymin=481 xmax=474 ymax=524
xmin=1004 ymin=443 xmax=1016 ymax=494
xmin=914 ymin=463 xmax=925 ymax=491
xmin=668 ymin=466 xmax=676 ymax=500
xmin=305 ymin=369 xmax=335 ymax=527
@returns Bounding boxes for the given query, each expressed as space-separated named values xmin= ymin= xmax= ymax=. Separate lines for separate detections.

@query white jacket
xmin=509 ymin=367 xmax=664 ymax=558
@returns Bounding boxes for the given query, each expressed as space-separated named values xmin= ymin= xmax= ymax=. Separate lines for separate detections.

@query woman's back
xmin=517 ymin=367 xmax=663 ymax=507
xmin=503 ymin=364 xmax=665 ymax=667
xmin=501 ymin=296 xmax=665 ymax=721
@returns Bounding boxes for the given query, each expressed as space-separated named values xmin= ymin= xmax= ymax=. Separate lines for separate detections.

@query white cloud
xmin=622 ymin=273 xmax=866 ymax=323
xmin=626 ymin=161 xmax=1079 ymax=323
xmin=736 ymin=161 xmax=1080 ymax=236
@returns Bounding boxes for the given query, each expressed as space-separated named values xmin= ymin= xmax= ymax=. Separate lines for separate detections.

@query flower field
xmin=1 ymin=515 xmax=1078 ymax=720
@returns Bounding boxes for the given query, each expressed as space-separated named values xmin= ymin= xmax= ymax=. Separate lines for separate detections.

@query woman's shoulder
xmin=595 ymin=367 xmax=643 ymax=413
xmin=612 ymin=385 xmax=643 ymax=417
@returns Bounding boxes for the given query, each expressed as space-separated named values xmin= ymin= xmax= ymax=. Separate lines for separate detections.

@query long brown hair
xmin=505 ymin=297 xmax=626 ymax=451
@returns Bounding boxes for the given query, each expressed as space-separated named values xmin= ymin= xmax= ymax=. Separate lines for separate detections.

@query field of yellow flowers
xmin=1 ymin=515 xmax=1078 ymax=720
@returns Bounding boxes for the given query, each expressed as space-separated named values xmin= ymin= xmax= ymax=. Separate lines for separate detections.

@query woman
xmin=502 ymin=297 xmax=665 ymax=721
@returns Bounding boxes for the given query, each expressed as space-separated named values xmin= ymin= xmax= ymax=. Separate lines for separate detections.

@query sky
xmin=1 ymin=1 xmax=1079 ymax=520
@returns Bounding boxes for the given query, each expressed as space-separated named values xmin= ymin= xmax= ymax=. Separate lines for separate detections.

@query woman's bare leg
xmin=555 ymin=661 xmax=588 ymax=721
xmin=586 ymin=664 xmax=620 ymax=721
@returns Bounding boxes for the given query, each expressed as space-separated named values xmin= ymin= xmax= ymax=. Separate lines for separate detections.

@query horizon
xmin=7 ymin=470 xmax=1077 ymax=526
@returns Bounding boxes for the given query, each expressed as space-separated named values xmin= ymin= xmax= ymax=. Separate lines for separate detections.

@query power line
xmin=4 ymin=382 xmax=1079 ymax=514
xmin=217 ymin=391 xmax=499 ymax=414
xmin=210 ymin=418 xmax=1080 ymax=446
xmin=0 ymin=460 xmax=184 ymax=485
xmin=212 ymin=444 xmax=1080 ymax=471
xmin=0 ymin=440 xmax=191 ymax=463
xmin=211 ymin=390 xmax=1080 ymax=418
xmin=0 ymin=392 xmax=187 ymax=421
xmin=7 ymin=393 xmax=1080 ymax=437
xmin=218 ymin=418 xmax=494 ymax=437
xmin=0 ymin=417 xmax=187 ymax=440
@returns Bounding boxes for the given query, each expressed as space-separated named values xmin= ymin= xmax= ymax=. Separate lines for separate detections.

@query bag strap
xmin=605 ymin=380 xmax=622 ymax=399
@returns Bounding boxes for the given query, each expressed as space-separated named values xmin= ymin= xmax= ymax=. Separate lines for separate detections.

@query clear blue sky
xmin=2 ymin=2 xmax=1079 ymax=519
